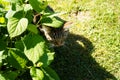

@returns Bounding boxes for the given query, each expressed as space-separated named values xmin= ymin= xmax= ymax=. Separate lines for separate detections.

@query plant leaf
xmin=27 ymin=24 xmax=39 ymax=34
xmin=5 ymin=10 xmax=16 ymax=19
xmin=46 ymin=51 xmax=54 ymax=65
xmin=15 ymin=33 xmax=54 ymax=66
xmin=21 ymin=33 xmax=45 ymax=64
xmin=0 ymin=74 xmax=5 ymax=80
xmin=10 ymin=0 xmax=19 ymax=3
xmin=0 ymin=50 xmax=4 ymax=67
xmin=0 ymin=17 xmax=5 ymax=23
xmin=30 ymin=67 xmax=44 ymax=80
xmin=7 ymin=48 xmax=28 ymax=69
xmin=41 ymin=16 xmax=65 ymax=28
xmin=29 ymin=0 xmax=48 ymax=13
xmin=0 ymin=39 xmax=6 ymax=51
xmin=38 ymin=48 xmax=54 ymax=67
xmin=42 ymin=67 xmax=60 ymax=80
xmin=7 ymin=17 xmax=28 ymax=38
xmin=24 ymin=4 xmax=33 ymax=12
xmin=25 ymin=10 xmax=33 ymax=23
xmin=0 ymin=71 xmax=18 ymax=80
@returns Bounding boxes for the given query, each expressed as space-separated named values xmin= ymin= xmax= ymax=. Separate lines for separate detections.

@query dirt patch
xmin=70 ymin=11 xmax=92 ymax=22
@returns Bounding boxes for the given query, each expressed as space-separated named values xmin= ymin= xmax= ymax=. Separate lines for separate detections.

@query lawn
xmin=49 ymin=0 xmax=120 ymax=80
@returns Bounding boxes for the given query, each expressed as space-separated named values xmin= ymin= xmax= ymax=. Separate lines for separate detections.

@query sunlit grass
xmin=49 ymin=0 xmax=120 ymax=79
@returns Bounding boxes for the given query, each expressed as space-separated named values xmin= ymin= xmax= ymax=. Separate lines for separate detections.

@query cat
xmin=33 ymin=6 xmax=72 ymax=47
xmin=39 ymin=22 xmax=72 ymax=47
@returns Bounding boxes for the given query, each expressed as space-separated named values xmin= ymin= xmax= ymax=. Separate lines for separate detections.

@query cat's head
xmin=40 ymin=22 xmax=72 ymax=47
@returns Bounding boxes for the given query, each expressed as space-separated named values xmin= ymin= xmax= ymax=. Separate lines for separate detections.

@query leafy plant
xmin=0 ymin=0 xmax=62 ymax=80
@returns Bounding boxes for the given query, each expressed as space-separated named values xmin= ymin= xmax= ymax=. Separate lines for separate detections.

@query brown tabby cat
xmin=33 ymin=6 xmax=72 ymax=47
xmin=39 ymin=22 xmax=72 ymax=47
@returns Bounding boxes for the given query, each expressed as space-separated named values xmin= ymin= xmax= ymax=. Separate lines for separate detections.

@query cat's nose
xmin=55 ymin=42 xmax=64 ymax=47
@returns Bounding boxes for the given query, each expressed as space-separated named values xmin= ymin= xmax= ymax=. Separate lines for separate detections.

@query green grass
xmin=49 ymin=0 xmax=120 ymax=80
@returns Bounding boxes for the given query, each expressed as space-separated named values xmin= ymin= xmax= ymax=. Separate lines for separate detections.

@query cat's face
xmin=40 ymin=22 xmax=72 ymax=47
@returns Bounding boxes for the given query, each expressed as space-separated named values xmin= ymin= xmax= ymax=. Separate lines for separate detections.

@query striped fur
xmin=39 ymin=22 xmax=72 ymax=47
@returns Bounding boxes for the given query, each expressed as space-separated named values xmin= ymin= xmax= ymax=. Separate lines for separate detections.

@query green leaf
xmin=10 ymin=1 xmax=24 ymax=11
xmin=43 ymin=6 xmax=54 ymax=16
xmin=42 ymin=67 xmax=60 ymax=80
xmin=30 ymin=67 xmax=44 ymax=80
xmin=47 ymin=12 xmax=67 ymax=17
xmin=19 ymin=33 xmax=45 ymax=64
xmin=0 ymin=50 xmax=8 ymax=67
xmin=24 ymin=4 xmax=33 ymax=12
xmin=0 ymin=39 xmax=6 ymax=51
xmin=7 ymin=17 xmax=28 ymax=38
xmin=15 ymin=40 xmax=24 ymax=51
xmin=41 ymin=16 xmax=65 ymax=28
xmin=15 ymin=33 xmax=54 ymax=66
xmin=10 ymin=0 xmax=19 ymax=3
xmin=16 ymin=4 xmax=24 ymax=11
xmin=11 ymin=3 xmax=16 ymax=10
xmin=6 ymin=10 xmax=23 ymax=19
xmin=7 ymin=48 xmax=28 ymax=69
xmin=29 ymin=0 xmax=48 ymax=12
xmin=46 ymin=51 xmax=54 ymax=65
xmin=13 ymin=10 xmax=24 ymax=18
xmin=5 ymin=10 xmax=16 ymax=19
xmin=0 ymin=17 xmax=5 ymax=23
xmin=0 ymin=50 xmax=4 ymax=67
xmin=0 ymin=49 xmax=8 ymax=67
xmin=27 ymin=24 xmax=39 ymax=34
xmin=38 ymin=48 xmax=54 ymax=67
xmin=0 ymin=71 xmax=18 ymax=80
xmin=0 ymin=74 xmax=5 ymax=80
xmin=24 ymin=34 xmax=45 ymax=64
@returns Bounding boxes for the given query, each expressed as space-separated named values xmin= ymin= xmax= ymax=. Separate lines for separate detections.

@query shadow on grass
xmin=51 ymin=33 xmax=117 ymax=80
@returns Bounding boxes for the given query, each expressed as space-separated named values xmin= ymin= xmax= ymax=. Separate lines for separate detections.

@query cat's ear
xmin=63 ymin=21 xmax=73 ymax=31
xmin=33 ymin=14 xmax=41 ymax=24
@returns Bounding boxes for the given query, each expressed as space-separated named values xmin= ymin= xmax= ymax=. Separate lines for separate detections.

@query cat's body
xmin=33 ymin=6 xmax=72 ymax=47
